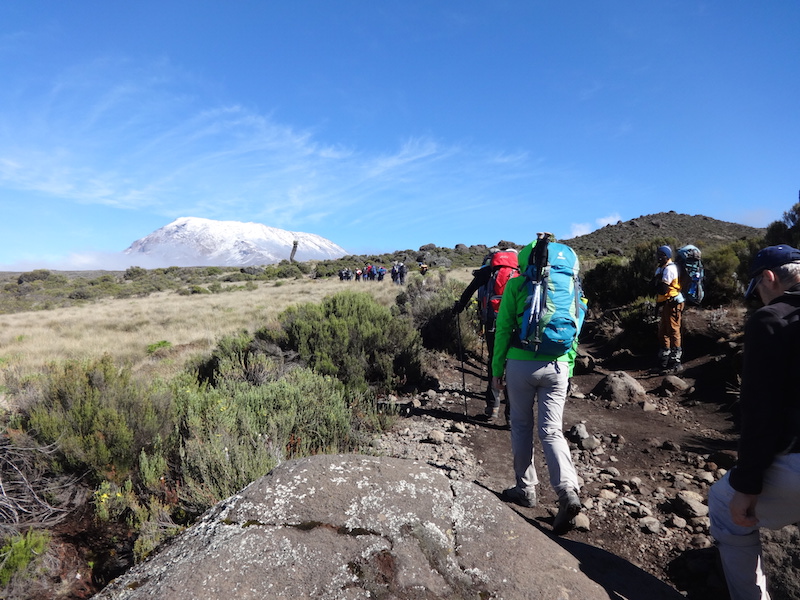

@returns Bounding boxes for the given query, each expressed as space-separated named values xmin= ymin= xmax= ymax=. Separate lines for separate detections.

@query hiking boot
xmin=475 ymin=407 xmax=500 ymax=422
xmin=552 ymin=489 xmax=581 ymax=534
xmin=501 ymin=486 xmax=536 ymax=508
xmin=666 ymin=348 xmax=683 ymax=373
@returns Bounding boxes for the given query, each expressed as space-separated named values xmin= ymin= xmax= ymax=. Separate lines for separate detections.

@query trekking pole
xmin=454 ymin=312 xmax=467 ymax=415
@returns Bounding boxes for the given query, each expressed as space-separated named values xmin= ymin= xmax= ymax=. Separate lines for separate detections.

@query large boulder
xmin=93 ymin=455 xmax=625 ymax=599
xmin=592 ymin=371 xmax=648 ymax=404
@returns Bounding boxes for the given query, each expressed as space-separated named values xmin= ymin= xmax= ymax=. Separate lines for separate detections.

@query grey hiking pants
xmin=709 ymin=453 xmax=800 ymax=600
xmin=505 ymin=359 xmax=579 ymax=497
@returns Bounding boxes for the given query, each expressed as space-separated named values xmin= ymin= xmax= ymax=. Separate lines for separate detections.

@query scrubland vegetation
xmin=0 ymin=264 xmax=474 ymax=594
xmin=4 ymin=205 xmax=800 ymax=595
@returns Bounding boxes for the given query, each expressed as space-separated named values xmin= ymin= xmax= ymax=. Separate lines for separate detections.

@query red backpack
xmin=477 ymin=250 xmax=520 ymax=325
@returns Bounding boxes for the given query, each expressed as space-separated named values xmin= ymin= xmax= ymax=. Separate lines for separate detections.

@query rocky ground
xmin=371 ymin=305 xmax=795 ymax=599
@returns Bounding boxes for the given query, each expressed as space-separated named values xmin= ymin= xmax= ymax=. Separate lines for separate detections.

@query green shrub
xmin=265 ymin=262 xmax=305 ymax=280
xmin=395 ymin=271 xmax=477 ymax=354
xmin=93 ymin=479 xmax=181 ymax=561
xmin=262 ymin=291 xmax=423 ymax=391
xmin=764 ymin=201 xmax=800 ymax=248
xmin=24 ymin=355 xmax=175 ymax=484
xmin=617 ymin=297 xmax=659 ymax=352
xmin=124 ymin=266 xmax=148 ymax=280
xmin=172 ymin=367 xmax=357 ymax=510
xmin=146 ymin=340 xmax=173 ymax=355
xmin=193 ymin=332 xmax=275 ymax=387
xmin=702 ymin=245 xmax=742 ymax=306
xmin=16 ymin=270 xmax=53 ymax=285
xmin=0 ymin=529 xmax=50 ymax=587
xmin=582 ymin=255 xmax=632 ymax=309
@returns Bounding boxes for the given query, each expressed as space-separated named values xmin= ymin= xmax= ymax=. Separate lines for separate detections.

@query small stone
xmin=639 ymin=516 xmax=662 ymax=534
xmin=428 ymin=430 xmax=446 ymax=445
xmin=696 ymin=471 xmax=715 ymax=485
xmin=691 ymin=535 xmax=713 ymax=549
xmin=668 ymin=515 xmax=687 ymax=529
xmin=580 ymin=436 xmax=601 ymax=450
xmin=574 ymin=513 xmax=591 ymax=531
xmin=450 ymin=422 xmax=467 ymax=434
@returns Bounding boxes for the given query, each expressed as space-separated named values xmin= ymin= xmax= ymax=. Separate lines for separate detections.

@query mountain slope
xmin=124 ymin=217 xmax=348 ymax=267
xmin=563 ymin=211 xmax=765 ymax=257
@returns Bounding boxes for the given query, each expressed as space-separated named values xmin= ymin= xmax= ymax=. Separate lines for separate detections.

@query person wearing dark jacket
xmin=453 ymin=248 xmax=518 ymax=421
xmin=709 ymin=244 xmax=800 ymax=600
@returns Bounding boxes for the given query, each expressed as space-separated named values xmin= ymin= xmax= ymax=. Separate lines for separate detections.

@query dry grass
xmin=0 ymin=270 xmax=474 ymax=386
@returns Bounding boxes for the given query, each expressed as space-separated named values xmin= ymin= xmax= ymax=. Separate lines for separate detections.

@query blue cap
xmin=656 ymin=245 xmax=672 ymax=259
xmin=744 ymin=245 xmax=800 ymax=300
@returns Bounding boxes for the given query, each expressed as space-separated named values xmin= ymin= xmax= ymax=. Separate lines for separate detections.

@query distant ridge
xmin=124 ymin=217 xmax=347 ymax=267
xmin=563 ymin=211 xmax=765 ymax=257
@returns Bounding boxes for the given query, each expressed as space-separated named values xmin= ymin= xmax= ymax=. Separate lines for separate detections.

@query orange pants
xmin=658 ymin=301 xmax=684 ymax=349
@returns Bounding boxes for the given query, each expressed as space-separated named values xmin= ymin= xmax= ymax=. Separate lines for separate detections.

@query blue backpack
xmin=676 ymin=244 xmax=704 ymax=306
xmin=519 ymin=238 xmax=588 ymax=356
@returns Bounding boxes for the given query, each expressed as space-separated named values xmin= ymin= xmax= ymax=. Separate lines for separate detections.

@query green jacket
xmin=491 ymin=240 xmax=579 ymax=378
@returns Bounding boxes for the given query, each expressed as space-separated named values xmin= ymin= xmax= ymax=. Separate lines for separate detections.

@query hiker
xmin=709 ymin=245 xmax=800 ymax=600
xmin=397 ymin=263 xmax=407 ymax=285
xmin=491 ymin=234 xmax=585 ymax=534
xmin=452 ymin=247 xmax=519 ymax=421
xmin=652 ymin=245 xmax=685 ymax=373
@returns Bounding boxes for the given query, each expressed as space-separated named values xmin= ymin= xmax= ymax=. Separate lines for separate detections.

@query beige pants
xmin=658 ymin=300 xmax=684 ymax=349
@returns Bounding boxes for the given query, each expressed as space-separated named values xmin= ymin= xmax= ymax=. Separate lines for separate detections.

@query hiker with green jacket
xmin=491 ymin=234 xmax=584 ymax=534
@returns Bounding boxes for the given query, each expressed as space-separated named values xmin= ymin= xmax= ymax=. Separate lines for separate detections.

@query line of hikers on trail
xmin=338 ymin=261 xmax=432 ymax=284
xmin=451 ymin=235 xmax=706 ymax=536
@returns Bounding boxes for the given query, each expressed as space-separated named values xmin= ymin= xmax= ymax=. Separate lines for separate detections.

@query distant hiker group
xmin=337 ymin=261 xmax=426 ymax=285
xmin=338 ymin=263 xmax=397 ymax=283
xmin=453 ymin=235 xmax=704 ymax=536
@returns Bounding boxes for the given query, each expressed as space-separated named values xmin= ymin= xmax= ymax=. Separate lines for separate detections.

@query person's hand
xmin=451 ymin=301 xmax=463 ymax=315
xmin=729 ymin=491 xmax=759 ymax=528
xmin=491 ymin=376 xmax=504 ymax=391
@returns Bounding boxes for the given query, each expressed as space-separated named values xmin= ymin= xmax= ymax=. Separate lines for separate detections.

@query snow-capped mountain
xmin=124 ymin=217 xmax=348 ymax=267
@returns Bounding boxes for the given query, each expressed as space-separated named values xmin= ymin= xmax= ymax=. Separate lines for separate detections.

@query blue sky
xmin=1 ymin=2 xmax=798 ymax=270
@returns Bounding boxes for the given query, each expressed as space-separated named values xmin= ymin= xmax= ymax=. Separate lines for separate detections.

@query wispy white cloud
xmin=596 ymin=212 xmax=622 ymax=227
xmin=0 ymin=56 xmax=648 ymax=267
xmin=0 ymin=58 xmax=539 ymax=237
xmin=570 ymin=223 xmax=592 ymax=237
xmin=569 ymin=212 xmax=622 ymax=238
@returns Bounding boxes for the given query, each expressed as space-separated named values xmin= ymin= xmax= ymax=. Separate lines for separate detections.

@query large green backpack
xmin=518 ymin=237 xmax=587 ymax=356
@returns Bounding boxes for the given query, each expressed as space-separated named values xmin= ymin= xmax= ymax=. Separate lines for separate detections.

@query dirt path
xmin=426 ymin=341 xmax=739 ymax=599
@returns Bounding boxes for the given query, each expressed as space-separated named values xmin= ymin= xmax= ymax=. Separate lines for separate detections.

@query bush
xmin=124 ymin=266 xmax=148 ymax=280
xmin=764 ymin=201 xmax=800 ymax=248
xmin=395 ymin=271 xmax=477 ymax=354
xmin=262 ymin=291 xmax=423 ymax=391
xmin=93 ymin=479 xmax=181 ymax=561
xmin=23 ymin=355 xmax=175 ymax=484
xmin=0 ymin=529 xmax=50 ymax=587
xmin=16 ymin=270 xmax=53 ymax=285
xmin=582 ymin=256 xmax=632 ymax=309
xmin=701 ymin=245 xmax=742 ymax=306
xmin=146 ymin=340 xmax=172 ymax=355
xmin=170 ymin=367 xmax=359 ymax=511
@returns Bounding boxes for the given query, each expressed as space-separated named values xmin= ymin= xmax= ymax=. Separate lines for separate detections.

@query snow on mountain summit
xmin=124 ymin=217 xmax=348 ymax=267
